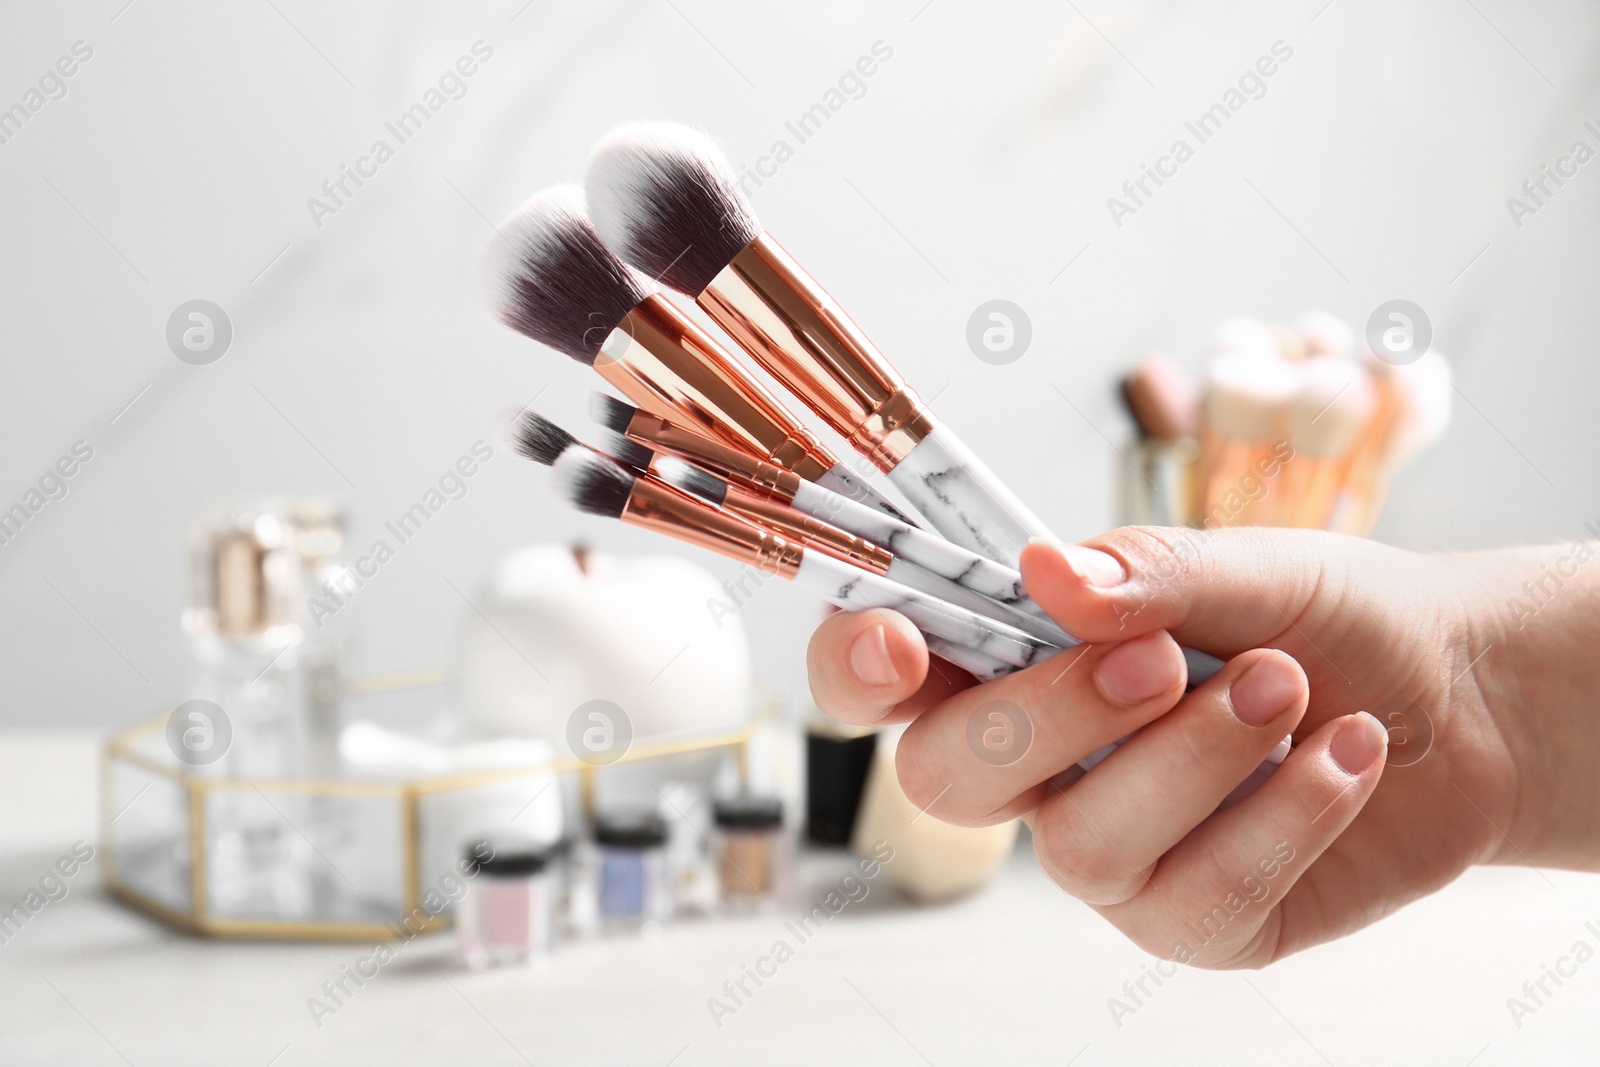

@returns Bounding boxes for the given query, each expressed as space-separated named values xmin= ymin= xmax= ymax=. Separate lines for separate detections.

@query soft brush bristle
xmin=480 ymin=184 xmax=652 ymax=365
xmin=589 ymin=391 xmax=638 ymax=433
xmin=1205 ymin=350 xmax=1301 ymax=442
xmin=585 ymin=122 xmax=761 ymax=295
xmin=1387 ymin=349 xmax=1453 ymax=469
xmin=654 ymin=456 xmax=728 ymax=506
xmin=597 ymin=428 xmax=655 ymax=472
xmin=1289 ymin=358 xmax=1374 ymax=458
xmin=498 ymin=407 xmax=576 ymax=465
xmin=550 ymin=447 xmax=635 ymax=519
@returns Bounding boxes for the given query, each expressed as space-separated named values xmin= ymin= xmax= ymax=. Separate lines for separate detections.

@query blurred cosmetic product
xmin=850 ymin=728 xmax=1018 ymax=903
xmin=659 ymin=780 xmax=718 ymax=916
xmin=1117 ymin=312 xmax=1450 ymax=535
xmin=452 ymin=544 xmax=754 ymax=746
xmin=287 ymin=499 xmax=350 ymax=775
xmin=804 ymin=717 xmax=877 ymax=847
xmin=711 ymin=793 xmax=788 ymax=913
xmin=458 ymin=838 xmax=558 ymax=967
xmin=595 ymin=808 xmax=671 ymax=932
xmin=184 ymin=504 xmax=309 ymax=776
xmin=184 ymin=505 xmax=311 ymax=919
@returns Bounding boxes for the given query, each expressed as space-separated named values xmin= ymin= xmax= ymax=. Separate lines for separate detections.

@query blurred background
xmin=4 ymin=1 xmax=1600 ymax=1064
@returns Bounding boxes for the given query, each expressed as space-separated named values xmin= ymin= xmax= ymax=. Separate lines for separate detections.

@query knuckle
xmin=1100 ymin=525 xmax=1209 ymax=587
xmin=1033 ymin=796 xmax=1144 ymax=904
xmin=891 ymin=727 xmax=949 ymax=815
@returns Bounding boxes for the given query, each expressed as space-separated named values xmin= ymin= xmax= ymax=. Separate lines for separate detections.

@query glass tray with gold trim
xmin=101 ymin=669 xmax=754 ymax=941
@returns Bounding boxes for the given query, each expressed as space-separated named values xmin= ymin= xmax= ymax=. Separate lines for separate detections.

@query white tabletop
xmin=3 ymin=731 xmax=1598 ymax=1066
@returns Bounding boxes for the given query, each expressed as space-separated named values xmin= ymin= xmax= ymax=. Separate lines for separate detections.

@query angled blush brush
xmin=481 ymin=184 xmax=915 ymax=526
xmin=586 ymin=123 xmax=1052 ymax=568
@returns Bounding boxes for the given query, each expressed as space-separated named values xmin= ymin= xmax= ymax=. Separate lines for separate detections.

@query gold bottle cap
xmin=184 ymin=505 xmax=306 ymax=645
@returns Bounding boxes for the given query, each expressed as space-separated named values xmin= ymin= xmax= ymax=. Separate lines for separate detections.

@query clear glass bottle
xmin=183 ymin=505 xmax=311 ymax=919
xmin=286 ymin=499 xmax=349 ymax=777
xmin=458 ymin=838 xmax=558 ymax=968
xmin=594 ymin=809 xmax=670 ymax=933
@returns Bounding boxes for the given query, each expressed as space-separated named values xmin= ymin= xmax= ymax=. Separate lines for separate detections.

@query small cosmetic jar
xmin=712 ymin=794 xmax=788 ymax=913
xmin=595 ymin=810 xmax=671 ymax=932
xmin=457 ymin=838 xmax=557 ymax=968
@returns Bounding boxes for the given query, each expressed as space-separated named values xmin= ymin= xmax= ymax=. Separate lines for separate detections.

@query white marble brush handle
xmin=814 ymin=462 xmax=922 ymax=527
xmin=885 ymin=423 xmax=1054 ymax=569
xmin=882 ymin=557 xmax=1075 ymax=649
xmin=791 ymin=478 xmax=1032 ymax=607
xmin=794 ymin=553 xmax=1059 ymax=670
xmin=923 ymin=638 xmax=1012 ymax=681
xmin=879 ymin=425 xmax=1229 ymax=684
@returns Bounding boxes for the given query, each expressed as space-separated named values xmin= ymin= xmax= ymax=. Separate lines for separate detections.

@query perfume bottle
xmin=183 ymin=506 xmax=309 ymax=777
xmin=183 ymin=505 xmax=310 ymax=919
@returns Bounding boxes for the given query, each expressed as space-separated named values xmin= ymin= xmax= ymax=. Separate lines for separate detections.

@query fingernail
xmin=1048 ymin=542 xmax=1127 ymax=588
xmin=1094 ymin=633 xmax=1183 ymax=706
xmin=1228 ymin=654 xmax=1303 ymax=726
xmin=849 ymin=624 xmax=900 ymax=687
xmin=1330 ymin=711 xmax=1388 ymax=775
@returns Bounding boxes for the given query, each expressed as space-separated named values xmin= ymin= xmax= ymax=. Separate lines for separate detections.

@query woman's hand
xmin=805 ymin=526 xmax=1575 ymax=967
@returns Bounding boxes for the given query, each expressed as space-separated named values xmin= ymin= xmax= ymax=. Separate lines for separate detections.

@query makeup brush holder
xmin=102 ymin=671 xmax=755 ymax=941
xmin=1115 ymin=438 xmax=1201 ymax=528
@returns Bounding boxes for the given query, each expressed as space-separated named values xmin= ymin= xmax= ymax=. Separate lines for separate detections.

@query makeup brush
xmin=497 ymin=408 xmax=1008 ymax=644
xmin=1209 ymin=316 xmax=1280 ymax=362
xmin=586 ymin=123 xmax=1052 ymax=568
xmin=1340 ymin=349 xmax=1452 ymax=534
xmin=1275 ymin=357 xmax=1374 ymax=528
xmin=496 ymin=407 xmax=577 ymax=465
xmin=549 ymin=447 xmax=1059 ymax=673
xmin=499 ymin=412 xmax=1014 ymax=681
xmin=1119 ymin=353 xmax=1200 ymax=526
xmin=1119 ymin=353 xmax=1198 ymax=442
xmin=1295 ymin=310 xmax=1355 ymax=359
xmin=1269 ymin=325 xmax=1309 ymax=364
xmin=590 ymin=391 xmax=1036 ymax=611
xmin=481 ymin=184 xmax=915 ymax=525
xmin=591 ymin=427 xmax=656 ymax=472
xmin=1199 ymin=350 xmax=1299 ymax=527
xmin=647 ymin=453 xmax=1078 ymax=648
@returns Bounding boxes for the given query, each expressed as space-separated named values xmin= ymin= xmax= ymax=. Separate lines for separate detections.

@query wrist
xmin=1449 ymin=544 xmax=1600 ymax=869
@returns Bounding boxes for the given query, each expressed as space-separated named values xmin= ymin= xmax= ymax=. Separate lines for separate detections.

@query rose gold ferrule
xmin=620 ymin=475 xmax=803 ymax=579
xmin=720 ymin=484 xmax=892 ymax=575
xmin=701 ymin=233 xmax=937 ymax=470
xmin=623 ymin=409 xmax=803 ymax=503
xmin=596 ymin=294 xmax=836 ymax=481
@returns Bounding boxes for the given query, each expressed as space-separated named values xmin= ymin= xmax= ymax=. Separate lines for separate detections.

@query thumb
xmin=1020 ymin=526 xmax=1346 ymax=656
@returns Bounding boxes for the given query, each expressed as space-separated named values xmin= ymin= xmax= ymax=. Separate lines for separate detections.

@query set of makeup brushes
xmin=480 ymin=122 xmax=1292 ymax=794
xmin=1118 ymin=313 xmax=1452 ymax=533
xmin=482 ymin=123 xmax=1081 ymax=684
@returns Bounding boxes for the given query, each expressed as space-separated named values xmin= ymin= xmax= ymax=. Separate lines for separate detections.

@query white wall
xmin=2 ymin=0 xmax=1597 ymax=728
